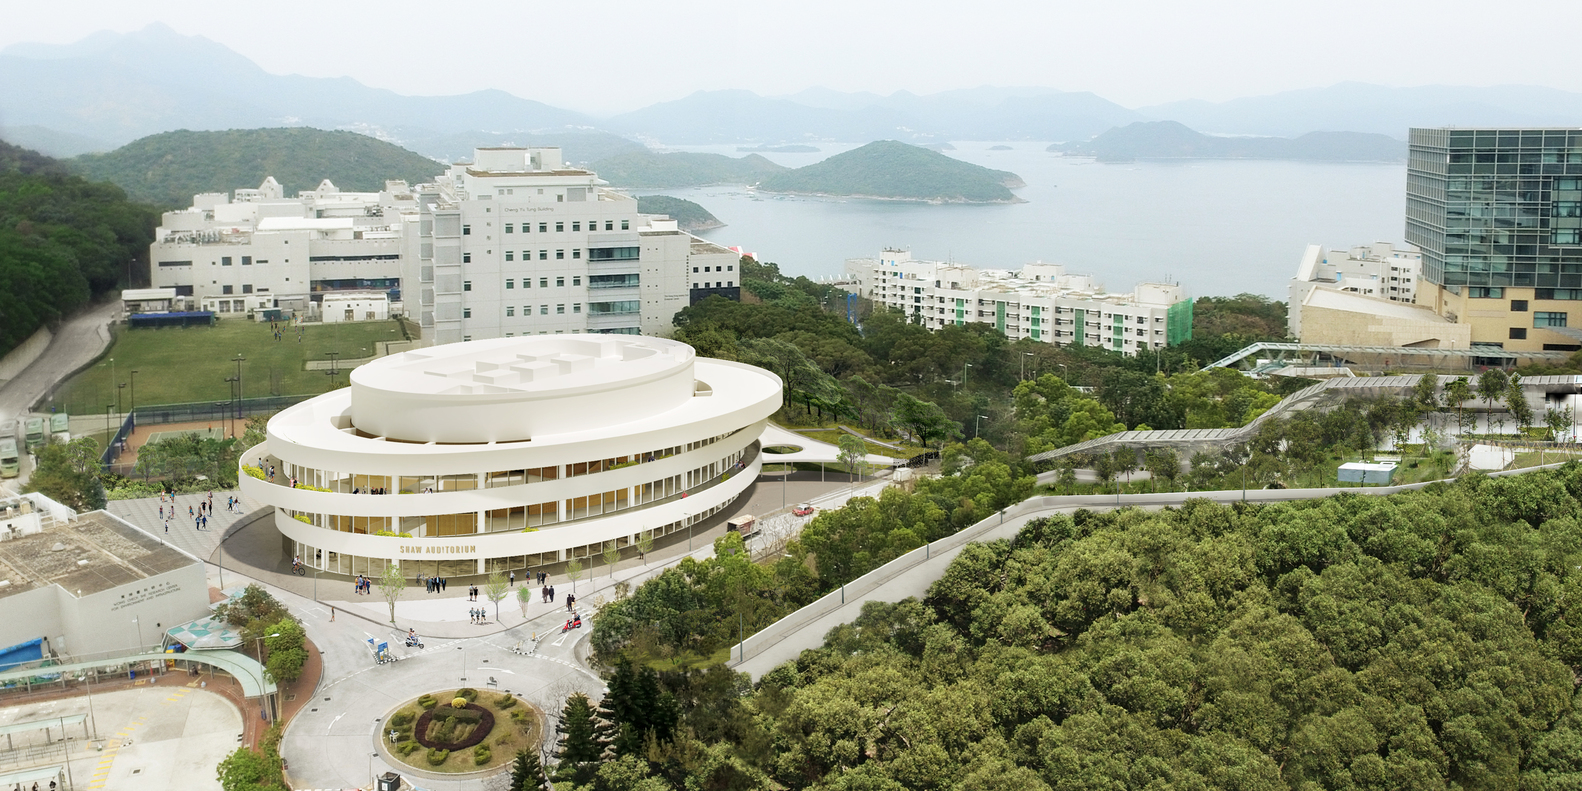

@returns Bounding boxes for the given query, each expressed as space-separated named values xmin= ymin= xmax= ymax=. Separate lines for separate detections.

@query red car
xmin=793 ymin=503 xmax=816 ymax=517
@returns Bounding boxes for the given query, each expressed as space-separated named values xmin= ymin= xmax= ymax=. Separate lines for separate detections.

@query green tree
xmin=567 ymin=557 xmax=585 ymax=593
xmin=262 ymin=618 xmax=306 ymax=685
xmin=1143 ymin=448 xmax=1180 ymax=492
xmin=1546 ymin=404 xmax=1575 ymax=442
xmin=509 ymin=749 xmax=548 ymax=791
xmin=602 ymin=540 xmax=622 ymax=578
xmin=25 ymin=437 xmax=104 ymax=511
xmin=891 ymin=393 xmax=959 ymax=449
xmin=836 ymin=433 xmax=868 ymax=479
xmin=1508 ymin=372 xmax=1534 ymax=434
xmin=1446 ymin=375 xmax=1474 ymax=434
xmin=377 ymin=563 xmax=405 ymax=624
xmin=553 ymin=692 xmax=608 ymax=787
xmin=484 ymin=571 xmax=510 ymax=621
xmin=636 ymin=530 xmax=655 ymax=563
xmin=1478 ymin=368 xmax=1510 ymax=433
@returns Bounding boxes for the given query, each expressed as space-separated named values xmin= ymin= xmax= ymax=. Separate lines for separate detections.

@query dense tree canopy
xmin=574 ymin=466 xmax=1582 ymax=790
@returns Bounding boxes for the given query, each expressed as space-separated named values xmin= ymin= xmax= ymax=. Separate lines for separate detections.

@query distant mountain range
xmin=14 ymin=25 xmax=1582 ymax=165
xmin=1054 ymin=121 xmax=1407 ymax=163
xmin=756 ymin=141 xmax=1024 ymax=204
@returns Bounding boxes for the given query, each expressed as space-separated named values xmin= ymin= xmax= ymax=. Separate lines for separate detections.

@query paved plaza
xmin=0 ymin=685 xmax=241 ymax=791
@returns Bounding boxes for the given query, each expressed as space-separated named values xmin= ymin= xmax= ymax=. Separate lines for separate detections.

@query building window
xmin=506 ymin=278 xmax=514 ymax=289
xmin=539 ymin=250 xmax=548 ymax=260
xmin=242 ymin=256 xmax=252 ymax=266
xmin=221 ymin=256 xmax=232 ymax=266
xmin=556 ymin=250 xmax=565 ymax=260
xmin=463 ymin=281 xmax=472 ymax=292
xmin=572 ymin=222 xmax=581 ymax=231
xmin=505 ymin=223 xmax=514 ymax=233
xmin=462 ymin=225 xmax=471 ymax=235
xmin=621 ymin=220 xmax=629 ymax=230
xmin=540 ymin=305 xmax=548 ymax=315
xmin=555 ymin=222 xmax=564 ymax=232
xmin=539 ymin=223 xmax=547 ymax=233
xmin=572 ymin=276 xmax=581 ymax=286
xmin=464 ymin=336 xmax=471 ymax=342
xmin=557 ymin=304 xmax=566 ymax=314
xmin=573 ymin=249 xmax=581 ymax=259
xmin=242 ymin=284 xmax=253 ymax=294
xmin=1512 ymin=300 xmax=1529 ymax=312
xmin=540 ymin=278 xmax=549 ymax=288
xmin=573 ymin=304 xmax=582 ymax=313
xmin=1469 ymin=287 xmax=1504 ymax=298
xmin=605 ymin=220 xmax=613 ymax=230
xmin=556 ymin=277 xmax=565 ymax=287
xmin=222 ymin=285 xmax=233 ymax=295
xmin=693 ymin=267 xmax=699 ymax=273
xmin=463 ymin=307 xmax=472 ymax=318
xmin=463 ymin=253 xmax=472 ymax=263
xmin=727 ymin=265 xmax=733 ymax=271
xmin=505 ymin=251 xmax=514 ymax=261
xmin=1511 ymin=327 xmax=1528 ymax=339
xmin=506 ymin=306 xmax=515 ymax=316
xmin=1536 ymin=311 xmax=1568 ymax=328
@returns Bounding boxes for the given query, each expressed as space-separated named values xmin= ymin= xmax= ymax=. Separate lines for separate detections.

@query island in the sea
xmin=635 ymin=195 xmax=725 ymax=232
xmin=1052 ymin=120 xmax=1406 ymax=163
xmin=755 ymin=140 xmax=1024 ymax=203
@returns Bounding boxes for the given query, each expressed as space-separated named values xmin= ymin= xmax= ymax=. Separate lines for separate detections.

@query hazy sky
xmin=5 ymin=0 xmax=1582 ymax=115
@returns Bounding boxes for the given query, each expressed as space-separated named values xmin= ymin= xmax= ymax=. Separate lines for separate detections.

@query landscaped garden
xmin=383 ymin=687 xmax=542 ymax=774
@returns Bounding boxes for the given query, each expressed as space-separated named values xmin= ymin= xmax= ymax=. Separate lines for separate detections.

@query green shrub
xmin=418 ymin=694 xmax=437 ymax=710
xmin=436 ymin=706 xmax=481 ymax=724
xmin=397 ymin=740 xmax=419 ymax=756
xmin=242 ymin=465 xmax=265 ymax=480
xmin=390 ymin=711 xmax=414 ymax=728
xmin=473 ymin=745 xmax=491 ymax=766
xmin=456 ymin=687 xmax=478 ymax=701
xmin=496 ymin=693 xmax=517 ymax=709
xmin=509 ymin=709 xmax=528 ymax=723
xmin=426 ymin=748 xmax=449 ymax=766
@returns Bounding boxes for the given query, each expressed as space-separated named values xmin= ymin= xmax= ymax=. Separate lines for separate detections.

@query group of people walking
xmin=155 ymin=491 xmax=216 ymax=533
xmin=421 ymin=575 xmax=448 ymax=593
xmin=352 ymin=574 xmax=372 ymax=595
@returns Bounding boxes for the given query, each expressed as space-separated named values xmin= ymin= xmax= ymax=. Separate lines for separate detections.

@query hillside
xmin=588 ymin=149 xmax=786 ymax=188
xmin=757 ymin=140 xmax=1024 ymax=203
xmin=634 ymin=196 xmax=724 ymax=232
xmin=1055 ymin=120 xmax=1406 ymax=162
xmin=71 ymin=128 xmax=446 ymax=207
xmin=0 ymin=140 xmax=157 ymax=355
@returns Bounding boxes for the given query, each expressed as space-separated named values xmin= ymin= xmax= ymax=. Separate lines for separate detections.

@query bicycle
xmin=291 ymin=563 xmax=306 ymax=576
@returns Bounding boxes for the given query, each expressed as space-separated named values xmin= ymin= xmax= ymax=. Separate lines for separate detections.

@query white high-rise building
xmin=416 ymin=147 xmax=739 ymax=344
xmin=847 ymin=249 xmax=1193 ymax=355
xmin=146 ymin=147 xmax=742 ymax=335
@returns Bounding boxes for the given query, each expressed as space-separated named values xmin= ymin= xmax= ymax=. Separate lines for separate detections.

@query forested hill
xmin=0 ymin=139 xmax=158 ymax=355
xmin=1055 ymin=120 xmax=1406 ymax=163
xmin=589 ymin=149 xmax=786 ymax=188
xmin=634 ymin=195 xmax=724 ymax=232
xmin=71 ymin=128 xmax=447 ymax=207
xmin=757 ymin=140 xmax=1025 ymax=203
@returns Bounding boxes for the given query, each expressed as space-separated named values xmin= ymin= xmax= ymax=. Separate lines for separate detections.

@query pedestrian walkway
xmin=106 ymin=488 xmax=262 ymax=564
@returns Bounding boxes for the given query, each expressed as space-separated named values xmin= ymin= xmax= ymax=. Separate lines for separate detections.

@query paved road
xmin=0 ymin=300 xmax=120 ymax=422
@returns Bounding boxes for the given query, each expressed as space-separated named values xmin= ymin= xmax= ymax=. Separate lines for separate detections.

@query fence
xmin=130 ymin=394 xmax=313 ymax=427
xmin=99 ymin=411 xmax=135 ymax=467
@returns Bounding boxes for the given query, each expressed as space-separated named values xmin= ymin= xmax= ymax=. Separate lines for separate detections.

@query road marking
xmin=551 ymin=632 xmax=568 ymax=647
xmin=477 ymin=667 xmax=515 ymax=673
xmin=329 ymin=712 xmax=345 ymax=729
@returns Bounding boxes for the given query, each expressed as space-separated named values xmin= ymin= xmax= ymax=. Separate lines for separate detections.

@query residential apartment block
xmin=147 ymin=147 xmax=740 ymax=339
xmin=846 ymin=249 xmax=1192 ymax=355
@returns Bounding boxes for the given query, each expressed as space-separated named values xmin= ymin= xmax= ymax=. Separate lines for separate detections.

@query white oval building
xmin=239 ymin=335 xmax=781 ymax=578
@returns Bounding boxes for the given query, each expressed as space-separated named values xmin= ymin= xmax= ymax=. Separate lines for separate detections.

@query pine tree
xmin=552 ymin=692 xmax=607 ymax=787
xmin=599 ymin=661 xmax=679 ymax=756
xmin=509 ymin=750 xmax=547 ymax=791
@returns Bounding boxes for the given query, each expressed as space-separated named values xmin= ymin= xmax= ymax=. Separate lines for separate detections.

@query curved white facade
xmin=240 ymin=335 xmax=781 ymax=578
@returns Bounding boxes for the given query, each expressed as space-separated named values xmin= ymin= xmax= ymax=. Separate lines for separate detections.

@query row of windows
xmin=692 ymin=281 xmax=735 ymax=289
xmin=503 ymin=277 xmax=580 ymax=289
xmin=691 ymin=265 xmax=734 ymax=273
xmin=499 ymin=305 xmax=581 ymax=317
xmin=503 ymin=250 xmax=580 ymax=261
xmin=501 ymin=220 xmax=628 ymax=233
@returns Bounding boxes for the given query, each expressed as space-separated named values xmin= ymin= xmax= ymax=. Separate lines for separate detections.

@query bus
xmin=0 ymin=438 xmax=18 ymax=478
xmin=23 ymin=417 xmax=44 ymax=452
xmin=49 ymin=413 xmax=69 ymax=444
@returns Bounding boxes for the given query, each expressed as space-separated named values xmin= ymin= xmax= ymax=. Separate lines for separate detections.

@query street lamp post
xmin=129 ymin=370 xmax=137 ymax=418
xmin=1021 ymin=352 xmax=1033 ymax=381
xmin=1058 ymin=363 xmax=1068 ymax=382
xmin=975 ymin=415 xmax=988 ymax=439
xmin=232 ymin=355 xmax=246 ymax=423
xmin=963 ymin=362 xmax=972 ymax=389
xmin=117 ymin=383 xmax=125 ymax=419
xmin=105 ymin=404 xmax=113 ymax=446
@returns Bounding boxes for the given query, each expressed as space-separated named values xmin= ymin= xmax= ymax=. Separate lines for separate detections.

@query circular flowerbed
xmin=413 ymin=703 xmax=496 ymax=750
xmin=384 ymin=688 xmax=543 ymax=774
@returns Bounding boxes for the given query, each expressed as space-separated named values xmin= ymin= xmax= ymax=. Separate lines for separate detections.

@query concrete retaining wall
xmin=0 ymin=327 xmax=53 ymax=382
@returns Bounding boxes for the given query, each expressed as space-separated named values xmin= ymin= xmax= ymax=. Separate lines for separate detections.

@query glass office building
xmin=1408 ymin=128 xmax=1582 ymax=292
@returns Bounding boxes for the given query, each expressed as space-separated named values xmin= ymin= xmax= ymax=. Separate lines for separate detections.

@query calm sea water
xmin=644 ymin=142 xmax=1407 ymax=299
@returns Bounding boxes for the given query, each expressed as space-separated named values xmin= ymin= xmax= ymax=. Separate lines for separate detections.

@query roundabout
xmin=382 ymin=687 xmax=542 ymax=776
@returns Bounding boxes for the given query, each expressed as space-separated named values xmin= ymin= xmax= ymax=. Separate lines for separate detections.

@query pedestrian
xmin=509 ymin=570 xmax=515 ymax=586
xmin=441 ymin=577 xmax=447 ymax=592
xmin=164 ymin=521 xmax=168 ymax=534
xmin=567 ymin=594 xmax=575 ymax=612
xmin=541 ymin=585 xmax=547 ymax=603
xmin=330 ymin=606 xmax=335 ymax=622
xmin=549 ymin=585 xmax=555 ymax=602
xmin=189 ymin=505 xmax=194 ymax=519
xmin=159 ymin=505 xmax=164 ymax=519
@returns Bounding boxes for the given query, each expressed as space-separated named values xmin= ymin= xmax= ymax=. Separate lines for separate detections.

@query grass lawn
xmin=53 ymin=318 xmax=406 ymax=414
xmin=387 ymin=688 xmax=542 ymax=775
